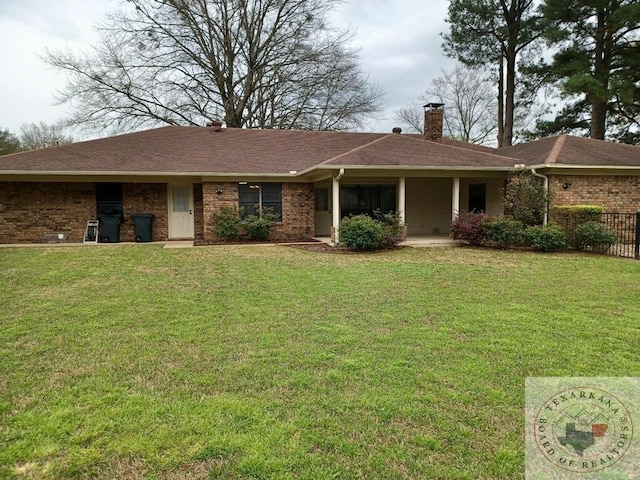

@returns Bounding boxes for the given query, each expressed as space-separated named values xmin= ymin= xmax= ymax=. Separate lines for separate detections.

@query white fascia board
xmin=0 ymin=170 xmax=297 ymax=178
xmin=314 ymin=164 xmax=516 ymax=172
xmin=529 ymin=163 xmax=640 ymax=170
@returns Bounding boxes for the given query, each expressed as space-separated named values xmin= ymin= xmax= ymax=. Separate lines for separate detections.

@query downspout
xmin=531 ymin=168 xmax=549 ymax=226
xmin=332 ymin=168 xmax=345 ymax=243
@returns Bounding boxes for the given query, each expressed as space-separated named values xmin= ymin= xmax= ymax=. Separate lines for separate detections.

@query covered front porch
xmin=313 ymin=170 xmax=507 ymax=243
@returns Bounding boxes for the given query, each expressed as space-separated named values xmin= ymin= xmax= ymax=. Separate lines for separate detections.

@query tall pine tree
xmin=443 ymin=0 xmax=541 ymax=146
xmin=532 ymin=0 xmax=640 ymax=142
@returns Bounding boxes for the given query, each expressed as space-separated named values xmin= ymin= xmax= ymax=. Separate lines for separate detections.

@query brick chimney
xmin=423 ymin=103 xmax=444 ymax=142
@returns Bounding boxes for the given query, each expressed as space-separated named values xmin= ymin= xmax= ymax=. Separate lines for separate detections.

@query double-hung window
xmin=238 ymin=182 xmax=282 ymax=220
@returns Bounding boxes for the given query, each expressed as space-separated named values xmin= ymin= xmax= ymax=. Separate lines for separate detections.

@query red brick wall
xmin=121 ymin=183 xmax=168 ymax=242
xmin=0 ymin=181 xmax=170 ymax=244
xmin=193 ymin=183 xmax=204 ymax=245
xmin=1 ymin=180 xmax=316 ymax=244
xmin=202 ymin=182 xmax=239 ymax=243
xmin=273 ymin=182 xmax=315 ymax=241
xmin=424 ymin=108 xmax=444 ymax=143
xmin=0 ymin=182 xmax=95 ymax=243
xmin=549 ymin=175 xmax=640 ymax=213
xmin=202 ymin=181 xmax=315 ymax=243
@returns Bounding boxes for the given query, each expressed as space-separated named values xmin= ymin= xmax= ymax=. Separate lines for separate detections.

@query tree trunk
xmin=590 ymin=8 xmax=609 ymax=139
xmin=498 ymin=58 xmax=505 ymax=147
xmin=502 ymin=53 xmax=515 ymax=147
xmin=590 ymin=101 xmax=607 ymax=139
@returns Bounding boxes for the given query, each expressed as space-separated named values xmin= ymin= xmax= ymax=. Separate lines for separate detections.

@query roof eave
xmin=0 ymin=170 xmax=299 ymax=177
xmin=314 ymin=164 xmax=517 ymax=171
xmin=529 ymin=163 xmax=640 ymax=170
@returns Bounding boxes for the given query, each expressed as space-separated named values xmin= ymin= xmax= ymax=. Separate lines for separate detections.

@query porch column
xmin=332 ymin=169 xmax=344 ymax=243
xmin=452 ymin=177 xmax=460 ymax=221
xmin=398 ymin=177 xmax=406 ymax=224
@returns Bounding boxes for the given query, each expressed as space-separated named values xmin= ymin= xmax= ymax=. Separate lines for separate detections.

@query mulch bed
xmin=288 ymin=242 xmax=407 ymax=254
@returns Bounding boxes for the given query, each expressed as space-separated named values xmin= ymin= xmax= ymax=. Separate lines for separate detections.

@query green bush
xmin=242 ymin=209 xmax=278 ymax=241
xmin=449 ymin=211 xmax=487 ymax=245
xmin=503 ymin=170 xmax=548 ymax=227
xmin=525 ymin=224 xmax=568 ymax=252
xmin=482 ymin=217 xmax=525 ymax=249
xmin=211 ymin=206 xmax=278 ymax=241
xmin=210 ymin=206 xmax=242 ymax=240
xmin=373 ymin=210 xmax=405 ymax=246
xmin=551 ymin=204 xmax=603 ymax=248
xmin=340 ymin=215 xmax=386 ymax=251
xmin=575 ymin=221 xmax=617 ymax=253
xmin=551 ymin=205 xmax=603 ymax=224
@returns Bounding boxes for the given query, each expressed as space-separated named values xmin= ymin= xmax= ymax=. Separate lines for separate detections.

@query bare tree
xmin=394 ymin=104 xmax=424 ymax=134
xmin=19 ymin=122 xmax=73 ymax=150
xmin=44 ymin=0 xmax=383 ymax=134
xmin=395 ymin=64 xmax=498 ymax=145
xmin=0 ymin=128 xmax=21 ymax=156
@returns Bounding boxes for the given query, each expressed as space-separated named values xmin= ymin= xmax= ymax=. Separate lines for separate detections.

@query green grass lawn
xmin=1 ymin=245 xmax=639 ymax=479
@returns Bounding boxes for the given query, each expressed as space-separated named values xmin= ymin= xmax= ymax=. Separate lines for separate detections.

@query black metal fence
xmin=601 ymin=213 xmax=640 ymax=259
xmin=557 ymin=212 xmax=639 ymax=259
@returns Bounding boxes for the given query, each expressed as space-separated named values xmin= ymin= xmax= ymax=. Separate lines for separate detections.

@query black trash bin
xmin=132 ymin=214 xmax=155 ymax=242
xmin=99 ymin=214 xmax=122 ymax=243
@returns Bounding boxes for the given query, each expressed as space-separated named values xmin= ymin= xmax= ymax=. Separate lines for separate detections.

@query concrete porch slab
xmin=163 ymin=240 xmax=195 ymax=248
xmin=399 ymin=235 xmax=460 ymax=247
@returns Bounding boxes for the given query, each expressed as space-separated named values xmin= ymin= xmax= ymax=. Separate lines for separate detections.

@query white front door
xmin=314 ymin=187 xmax=332 ymax=236
xmin=168 ymin=184 xmax=194 ymax=239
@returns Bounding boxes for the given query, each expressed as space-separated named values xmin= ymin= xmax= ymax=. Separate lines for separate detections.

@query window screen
xmin=238 ymin=183 xmax=282 ymax=220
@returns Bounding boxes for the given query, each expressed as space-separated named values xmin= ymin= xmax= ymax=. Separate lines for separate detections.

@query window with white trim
xmin=238 ymin=182 xmax=282 ymax=220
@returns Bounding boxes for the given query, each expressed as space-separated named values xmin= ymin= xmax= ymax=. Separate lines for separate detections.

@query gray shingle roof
xmin=498 ymin=134 xmax=640 ymax=166
xmin=1 ymin=127 xmax=638 ymax=176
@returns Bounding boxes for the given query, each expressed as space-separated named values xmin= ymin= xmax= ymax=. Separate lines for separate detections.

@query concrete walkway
xmin=0 ymin=241 xmax=194 ymax=248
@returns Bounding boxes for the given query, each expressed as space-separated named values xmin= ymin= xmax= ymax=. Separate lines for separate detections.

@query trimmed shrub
xmin=482 ymin=217 xmax=525 ymax=249
xmin=340 ymin=215 xmax=386 ymax=251
xmin=575 ymin=221 xmax=617 ymax=254
xmin=210 ymin=206 xmax=242 ymax=240
xmin=211 ymin=206 xmax=278 ymax=242
xmin=551 ymin=205 xmax=603 ymax=223
xmin=242 ymin=215 xmax=272 ymax=240
xmin=551 ymin=205 xmax=603 ymax=225
xmin=373 ymin=209 xmax=406 ymax=246
xmin=551 ymin=204 xmax=603 ymax=248
xmin=242 ymin=209 xmax=278 ymax=240
xmin=449 ymin=211 xmax=487 ymax=245
xmin=525 ymin=224 xmax=568 ymax=252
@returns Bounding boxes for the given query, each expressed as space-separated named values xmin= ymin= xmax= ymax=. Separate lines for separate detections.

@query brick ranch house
xmin=1 ymin=106 xmax=639 ymax=245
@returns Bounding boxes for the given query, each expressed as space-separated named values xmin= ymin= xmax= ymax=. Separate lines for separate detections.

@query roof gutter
xmin=530 ymin=168 xmax=549 ymax=226
xmin=522 ymin=163 xmax=640 ymax=171
xmin=315 ymin=164 xmax=516 ymax=172
xmin=333 ymin=168 xmax=345 ymax=244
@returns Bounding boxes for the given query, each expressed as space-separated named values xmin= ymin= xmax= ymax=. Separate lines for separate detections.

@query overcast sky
xmin=0 ymin=0 xmax=456 ymax=139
